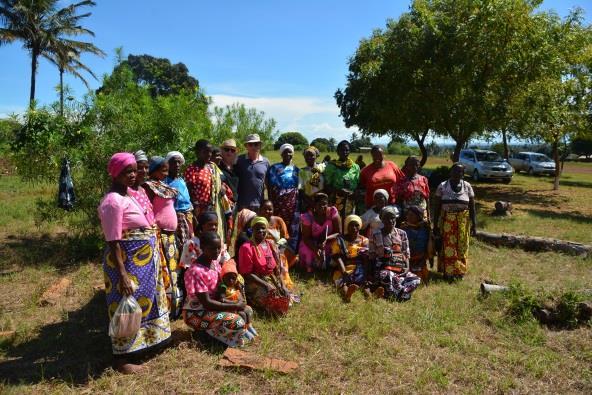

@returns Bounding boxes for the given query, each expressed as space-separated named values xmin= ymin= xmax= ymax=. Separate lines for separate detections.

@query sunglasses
xmin=247 ymin=142 xmax=261 ymax=146
xmin=223 ymin=147 xmax=237 ymax=153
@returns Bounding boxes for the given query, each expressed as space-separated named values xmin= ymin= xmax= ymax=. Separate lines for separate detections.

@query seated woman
xmin=299 ymin=192 xmax=341 ymax=273
xmin=399 ymin=206 xmax=432 ymax=283
xmin=98 ymin=153 xmax=171 ymax=374
xmin=144 ymin=156 xmax=183 ymax=319
xmin=369 ymin=207 xmax=421 ymax=301
xmin=183 ymin=231 xmax=250 ymax=347
xmin=259 ymin=200 xmax=295 ymax=290
xmin=360 ymin=189 xmax=398 ymax=237
xmin=330 ymin=215 xmax=371 ymax=302
xmin=237 ymin=216 xmax=291 ymax=315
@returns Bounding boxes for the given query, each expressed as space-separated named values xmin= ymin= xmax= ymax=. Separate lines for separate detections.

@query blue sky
xmin=1 ymin=0 xmax=590 ymax=143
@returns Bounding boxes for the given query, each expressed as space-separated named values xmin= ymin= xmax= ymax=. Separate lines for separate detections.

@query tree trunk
xmin=413 ymin=128 xmax=430 ymax=167
xmin=552 ymin=139 xmax=560 ymax=191
xmin=452 ymin=140 xmax=464 ymax=163
xmin=502 ymin=128 xmax=509 ymax=160
xmin=59 ymin=68 xmax=64 ymax=117
xmin=29 ymin=49 xmax=38 ymax=107
xmin=475 ymin=230 xmax=592 ymax=257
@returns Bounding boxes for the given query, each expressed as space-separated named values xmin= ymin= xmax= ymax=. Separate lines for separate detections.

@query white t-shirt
xmin=435 ymin=180 xmax=474 ymax=211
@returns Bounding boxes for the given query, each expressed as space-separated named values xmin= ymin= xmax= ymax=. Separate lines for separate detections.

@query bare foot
xmin=344 ymin=284 xmax=359 ymax=302
xmin=114 ymin=360 xmax=145 ymax=374
xmin=363 ymin=288 xmax=372 ymax=299
xmin=373 ymin=286 xmax=385 ymax=299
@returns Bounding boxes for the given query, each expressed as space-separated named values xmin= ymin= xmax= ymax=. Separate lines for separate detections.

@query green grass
xmin=0 ymin=159 xmax=591 ymax=393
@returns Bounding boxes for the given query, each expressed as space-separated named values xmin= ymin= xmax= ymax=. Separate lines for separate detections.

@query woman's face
xmin=136 ymin=160 xmax=148 ymax=185
xmin=314 ymin=198 xmax=328 ymax=215
xmin=304 ymin=150 xmax=317 ymax=167
xmin=202 ymin=219 xmax=218 ymax=233
xmin=260 ymin=202 xmax=274 ymax=219
xmin=197 ymin=145 xmax=213 ymax=163
xmin=168 ymin=156 xmax=182 ymax=177
xmin=115 ymin=164 xmax=137 ymax=187
xmin=450 ymin=166 xmax=464 ymax=182
xmin=374 ymin=194 xmax=387 ymax=210
xmin=371 ymin=148 xmax=383 ymax=165
xmin=337 ymin=144 xmax=350 ymax=160
xmin=347 ymin=221 xmax=360 ymax=236
xmin=281 ymin=149 xmax=293 ymax=164
xmin=405 ymin=159 xmax=419 ymax=176
xmin=381 ymin=213 xmax=397 ymax=231
xmin=253 ymin=223 xmax=267 ymax=243
xmin=202 ymin=238 xmax=222 ymax=261
xmin=405 ymin=209 xmax=420 ymax=225
xmin=152 ymin=163 xmax=169 ymax=181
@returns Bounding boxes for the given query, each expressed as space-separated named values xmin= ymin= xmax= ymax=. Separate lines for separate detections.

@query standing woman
xmin=267 ymin=143 xmax=300 ymax=242
xmin=324 ymin=140 xmax=360 ymax=218
xmin=164 ymin=151 xmax=194 ymax=251
xmin=298 ymin=146 xmax=325 ymax=212
xmin=237 ymin=217 xmax=291 ymax=315
xmin=128 ymin=150 xmax=155 ymax=227
xmin=432 ymin=163 xmax=477 ymax=280
xmin=184 ymin=139 xmax=225 ymax=242
xmin=98 ymin=153 xmax=171 ymax=374
xmin=396 ymin=156 xmax=430 ymax=219
xmin=360 ymin=145 xmax=405 ymax=211
xmin=298 ymin=192 xmax=342 ymax=273
xmin=144 ymin=157 xmax=183 ymax=318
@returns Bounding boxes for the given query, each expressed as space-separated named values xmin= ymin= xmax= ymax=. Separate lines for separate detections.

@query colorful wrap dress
xmin=98 ymin=191 xmax=171 ymax=355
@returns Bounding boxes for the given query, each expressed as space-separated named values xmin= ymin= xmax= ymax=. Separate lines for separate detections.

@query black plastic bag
xmin=58 ymin=158 xmax=76 ymax=210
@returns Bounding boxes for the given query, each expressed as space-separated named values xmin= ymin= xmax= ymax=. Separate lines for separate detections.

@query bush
xmin=387 ymin=142 xmax=419 ymax=156
xmin=310 ymin=141 xmax=328 ymax=153
xmin=274 ymin=131 xmax=308 ymax=151
xmin=311 ymin=138 xmax=334 ymax=152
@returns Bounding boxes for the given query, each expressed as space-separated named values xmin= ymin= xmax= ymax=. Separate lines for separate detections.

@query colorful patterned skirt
xmin=183 ymin=306 xmax=248 ymax=348
xmin=269 ymin=186 xmax=300 ymax=240
xmin=158 ymin=230 xmax=183 ymax=319
xmin=103 ymin=228 xmax=171 ymax=355
xmin=437 ymin=210 xmax=471 ymax=277
xmin=245 ymin=274 xmax=290 ymax=316
xmin=377 ymin=270 xmax=421 ymax=301
xmin=175 ymin=210 xmax=194 ymax=251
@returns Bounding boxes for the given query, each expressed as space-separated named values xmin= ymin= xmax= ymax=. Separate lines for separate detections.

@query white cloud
xmin=0 ymin=105 xmax=25 ymax=118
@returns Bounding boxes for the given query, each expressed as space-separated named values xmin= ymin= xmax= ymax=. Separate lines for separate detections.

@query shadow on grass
xmin=559 ymin=179 xmax=592 ymax=189
xmin=471 ymin=184 xmax=565 ymax=207
xmin=0 ymin=233 xmax=101 ymax=271
xmin=0 ymin=292 xmax=111 ymax=385
xmin=526 ymin=208 xmax=592 ymax=225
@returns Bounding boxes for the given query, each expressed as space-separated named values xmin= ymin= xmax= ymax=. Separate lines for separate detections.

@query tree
xmin=210 ymin=103 xmax=278 ymax=151
xmin=311 ymin=137 xmax=332 ymax=152
xmin=273 ymin=131 xmax=308 ymax=151
xmin=0 ymin=0 xmax=101 ymax=107
xmin=571 ymin=135 xmax=592 ymax=158
xmin=513 ymin=11 xmax=592 ymax=190
xmin=336 ymin=0 xmax=556 ymax=164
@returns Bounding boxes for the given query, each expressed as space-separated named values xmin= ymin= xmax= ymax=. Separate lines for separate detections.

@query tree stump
xmin=475 ymin=231 xmax=592 ymax=258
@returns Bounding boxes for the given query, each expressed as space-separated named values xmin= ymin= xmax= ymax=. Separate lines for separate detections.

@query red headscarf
xmin=107 ymin=152 xmax=136 ymax=179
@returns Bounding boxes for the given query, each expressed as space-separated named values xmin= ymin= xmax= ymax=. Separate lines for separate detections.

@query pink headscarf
xmin=107 ymin=152 xmax=136 ymax=179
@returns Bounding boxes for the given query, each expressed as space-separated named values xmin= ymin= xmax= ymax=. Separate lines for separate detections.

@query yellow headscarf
xmin=250 ymin=216 xmax=269 ymax=230
xmin=344 ymin=215 xmax=362 ymax=233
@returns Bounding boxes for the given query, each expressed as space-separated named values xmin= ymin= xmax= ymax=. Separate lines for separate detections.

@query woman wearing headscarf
xmin=128 ymin=150 xmax=155 ymax=227
xmin=164 ymin=151 xmax=194 ymax=252
xmin=98 ymin=153 xmax=171 ymax=374
xmin=298 ymin=145 xmax=325 ymax=212
xmin=323 ymin=140 xmax=360 ymax=218
xmin=360 ymin=188 xmax=398 ymax=237
xmin=432 ymin=163 xmax=477 ymax=280
xmin=237 ymin=216 xmax=291 ymax=315
xmin=266 ymin=143 xmax=300 ymax=243
xmin=144 ymin=156 xmax=183 ymax=319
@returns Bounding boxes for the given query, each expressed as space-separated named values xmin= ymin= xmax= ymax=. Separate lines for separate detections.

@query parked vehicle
xmin=508 ymin=152 xmax=556 ymax=176
xmin=459 ymin=149 xmax=514 ymax=183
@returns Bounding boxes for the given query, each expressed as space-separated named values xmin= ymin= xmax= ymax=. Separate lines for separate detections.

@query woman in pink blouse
xmin=238 ymin=216 xmax=291 ymax=315
xmin=97 ymin=153 xmax=171 ymax=374
xmin=182 ymin=231 xmax=250 ymax=347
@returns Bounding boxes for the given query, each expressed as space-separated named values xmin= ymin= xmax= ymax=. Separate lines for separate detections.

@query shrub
xmin=274 ymin=131 xmax=308 ymax=151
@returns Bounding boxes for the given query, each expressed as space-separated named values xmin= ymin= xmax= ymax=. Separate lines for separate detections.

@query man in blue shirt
xmin=235 ymin=134 xmax=270 ymax=212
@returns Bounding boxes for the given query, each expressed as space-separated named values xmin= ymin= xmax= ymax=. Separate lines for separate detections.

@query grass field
xmin=0 ymin=154 xmax=591 ymax=394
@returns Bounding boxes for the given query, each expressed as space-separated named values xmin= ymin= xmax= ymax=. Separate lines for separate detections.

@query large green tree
xmin=336 ymin=0 xmax=556 ymax=164
xmin=0 ymin=0 xmax=101 ymax=107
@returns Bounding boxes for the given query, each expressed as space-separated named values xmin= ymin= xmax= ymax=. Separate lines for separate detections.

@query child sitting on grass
xmin=399 ymin=206 xmax=433 ymax=283
xmin=330 ymin=215 xmax=372 ymax=302
xmin=218 ymin=260 xmax=258 ymax=339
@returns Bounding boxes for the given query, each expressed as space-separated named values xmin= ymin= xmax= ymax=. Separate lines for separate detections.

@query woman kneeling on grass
xmin=330 ymin=215 xmax=372 ymax=302
xmin=98 ymin=153 xmax=171 ymax=374
xmin=369 ymin=207 xmax=420 ymax=301
xmin=183 ymin=231 xmax=251 ymax=347
xmin=237 ymin=216 xmax=291 ymax=315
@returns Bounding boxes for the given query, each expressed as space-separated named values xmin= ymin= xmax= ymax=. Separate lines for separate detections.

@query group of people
xmin=98 ymin=133 xmax=477 ymax=373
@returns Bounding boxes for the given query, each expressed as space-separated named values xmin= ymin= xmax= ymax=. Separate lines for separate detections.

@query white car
xmin=508 ymin=152 xmax=556 ymax=176
xmin=459 ymin=149 xmax=514 ymax=183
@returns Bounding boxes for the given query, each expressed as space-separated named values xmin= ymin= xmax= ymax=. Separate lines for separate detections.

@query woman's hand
xmin=119 ymin=271 xmax=134 ymax=296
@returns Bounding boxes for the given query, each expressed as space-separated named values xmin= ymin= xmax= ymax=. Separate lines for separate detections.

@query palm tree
xmin=0 ymin=0 xmax=102 ymax=107
xmin=45 ymin=38 xmax=104 ymax=115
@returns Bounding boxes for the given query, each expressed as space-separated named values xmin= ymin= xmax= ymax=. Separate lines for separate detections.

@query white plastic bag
xmin=108 ymin=294 xmax=142 ymax=338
